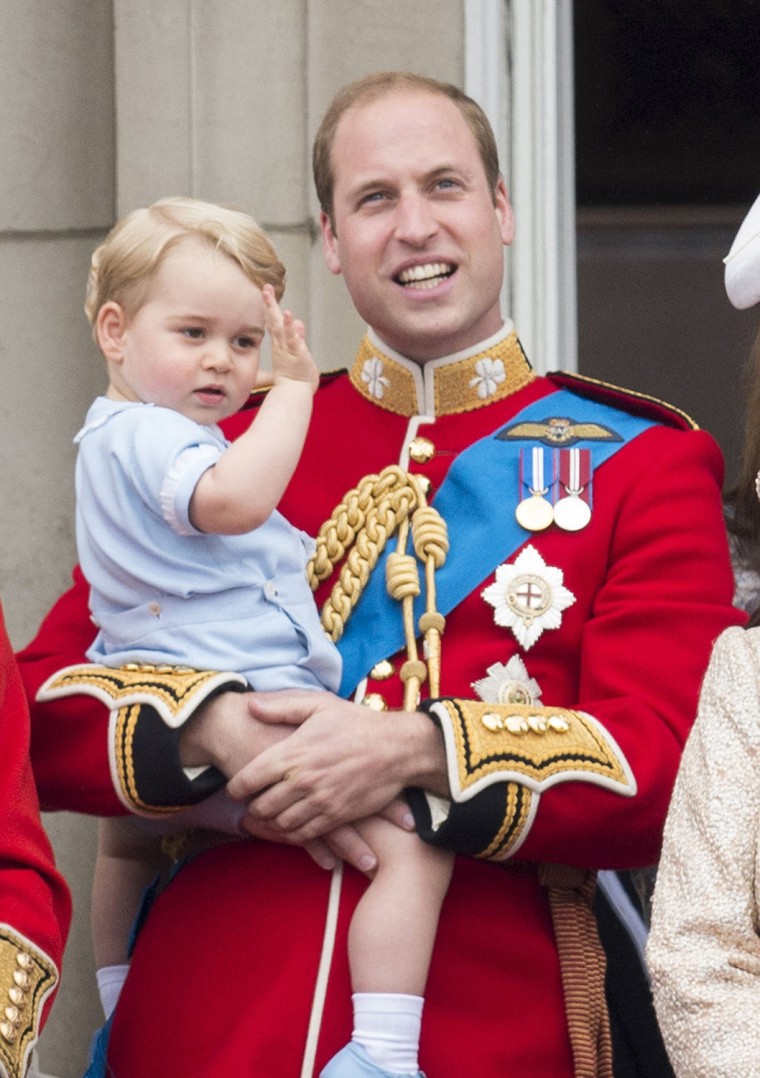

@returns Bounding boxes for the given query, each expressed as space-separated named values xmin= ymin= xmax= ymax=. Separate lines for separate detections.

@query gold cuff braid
xmin=0 ymin=927 xmax=57 ymax=1078
xmin=37 ymin=663 xmax=246 ymax=814
xmin=37 ymin=663 xmax=247 ymax=730
xmin=478 ymin=780 xmax=536 ymax=860
xmin=428 ymin=698 xmax=636 ymax=804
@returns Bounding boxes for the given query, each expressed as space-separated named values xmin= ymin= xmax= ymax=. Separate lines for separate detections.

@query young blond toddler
xmin=79 ymin=197 xmax=452 ymax=1078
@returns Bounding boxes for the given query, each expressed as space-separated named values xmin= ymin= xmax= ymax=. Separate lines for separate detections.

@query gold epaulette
xmin=0 ymin=927 xmax=57 ymax=1078
xmin=426 ymin=698 xmax=636 ymax=803
xmin=549 ymin=369 xmax=698 ymax=431
xmin=37 ymin=663 xmax=247 ymax=729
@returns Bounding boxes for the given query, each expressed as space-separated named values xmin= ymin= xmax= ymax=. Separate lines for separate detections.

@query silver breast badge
xmin=481 ymin=545 xmax=576 ymax=650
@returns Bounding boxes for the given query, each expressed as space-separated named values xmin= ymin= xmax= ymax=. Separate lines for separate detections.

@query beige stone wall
xmin=1 ymin=2 xmax=467 ymax=1073
xmin=1 ymin=4 xmax=114 ymax=1066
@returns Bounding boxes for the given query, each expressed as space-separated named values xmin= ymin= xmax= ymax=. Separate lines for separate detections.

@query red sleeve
xmin=16 ymin=566 xmax=123 ymax=815
xmin=0 ymin=603 xmax=71 ymax=1032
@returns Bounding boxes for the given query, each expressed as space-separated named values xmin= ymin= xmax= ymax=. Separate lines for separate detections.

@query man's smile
xmin=395 ymin=262 xmax=456 ymax=289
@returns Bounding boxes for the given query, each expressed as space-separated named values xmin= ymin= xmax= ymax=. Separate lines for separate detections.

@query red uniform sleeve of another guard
xmin=0 ymin=604 xmax=71 ymax=1034
xmin=16 ymin=566 xmax=123 ymax=815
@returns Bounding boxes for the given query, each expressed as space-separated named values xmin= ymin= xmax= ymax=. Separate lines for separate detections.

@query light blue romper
xmin=75 ymin=397 xmax=342 ymax=693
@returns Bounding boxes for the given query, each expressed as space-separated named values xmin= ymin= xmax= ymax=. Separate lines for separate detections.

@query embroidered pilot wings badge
xmin=497 ymin=417 xmax=622 ymax=447
xmin=481 ymin=545 xmax=576 ymax=650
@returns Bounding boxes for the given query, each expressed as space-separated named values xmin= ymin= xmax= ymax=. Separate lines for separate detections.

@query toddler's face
xmin=111 ymin=238 xmax=266 ymax=425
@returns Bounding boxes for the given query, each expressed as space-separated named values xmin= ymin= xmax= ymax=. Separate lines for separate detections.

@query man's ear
xmin=95 ymin=301 xmax=128 ymax=361
xmin=494 ymin=177 xmax=515 ymax=247
xmin=320 ymin=210 xmax=342 ymax=276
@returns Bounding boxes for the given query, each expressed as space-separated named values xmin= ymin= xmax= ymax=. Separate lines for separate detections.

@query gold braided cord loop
xmin=385 ymin=552 xmax=420 ymax=600
xmin=411 ymin=505 xmax=449 ymax=567
xmin=308 ymin=467 xmax=416 ymax=589
xmin=413 ymin=505 xmax=449 ymax=697
xmin=306 ymin=466 xmax=448 ymax=707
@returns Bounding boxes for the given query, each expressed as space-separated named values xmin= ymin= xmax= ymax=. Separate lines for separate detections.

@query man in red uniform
xmin=19 ymin=72 xmax=741 ymax=1076
xmin=0 ymin=602 xmax=70 ymax=1078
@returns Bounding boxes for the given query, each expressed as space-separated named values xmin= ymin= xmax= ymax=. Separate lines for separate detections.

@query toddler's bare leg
xmin=92 ymin=816 xmax=169 ymax=969
xmin=348 ymin=814 xmax=453 ymax=996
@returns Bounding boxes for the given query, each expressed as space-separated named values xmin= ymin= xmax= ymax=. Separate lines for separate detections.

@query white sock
xmin=351 ymin=992 xmax=424 ymax=1074
xmin=96 ymin=963 xmax=130 ymax=1019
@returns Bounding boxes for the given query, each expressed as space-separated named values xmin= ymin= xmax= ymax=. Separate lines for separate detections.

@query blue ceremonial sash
xmin=336 ymin=388 xmax=656 ymax=696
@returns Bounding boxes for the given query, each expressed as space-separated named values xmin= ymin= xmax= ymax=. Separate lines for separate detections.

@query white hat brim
xmin=725 ymin=193 xmax=760 ymax=309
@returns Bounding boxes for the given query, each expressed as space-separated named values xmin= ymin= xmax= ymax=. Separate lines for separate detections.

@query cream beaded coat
xmin=647 ymin=625 xmax=760 ymax=1075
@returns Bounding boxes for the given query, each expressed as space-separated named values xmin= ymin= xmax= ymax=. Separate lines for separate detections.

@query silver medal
xmin=553 ymin=495 xmax=591 ymax=532
xmin=554 ymin=448 xmax=591 ymax=532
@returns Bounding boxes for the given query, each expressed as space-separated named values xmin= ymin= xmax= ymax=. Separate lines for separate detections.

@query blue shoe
xmin=320 ymin=1041 xmax=426 ymax=1078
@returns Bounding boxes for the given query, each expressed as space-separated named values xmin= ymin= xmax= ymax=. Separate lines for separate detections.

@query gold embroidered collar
xmin=349 ymin=324 xmax=535 ymax=417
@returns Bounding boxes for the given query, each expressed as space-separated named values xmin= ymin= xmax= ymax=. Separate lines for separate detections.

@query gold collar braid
xmin=349 ymin=330 xmax=535 ymax=417
xmin=308 ymin=466 xmax=448 ymax=709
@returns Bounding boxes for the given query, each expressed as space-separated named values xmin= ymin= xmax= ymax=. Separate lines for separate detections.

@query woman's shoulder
xmin=700 ymin=626 xmax=760 ymax=730
xmin=710 ymin=624 xmax=760 ymax=664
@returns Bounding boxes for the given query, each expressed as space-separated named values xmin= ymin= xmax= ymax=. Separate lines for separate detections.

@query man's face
xmin=321 ymin=90 xmax=514 ymax=364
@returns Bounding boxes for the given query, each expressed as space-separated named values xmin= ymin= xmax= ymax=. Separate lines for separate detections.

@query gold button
xmin=409 ymin=436 xmax=435 ymax=463
xmin=369 ymin=659 xmax=395 ymax=681
xmin=0 ymin=1021 xmax=16 ymax=1044
xmin=481 ymin=712 xmax=504 ymax=732
xmin=362 ymin=693 xmax=388 ymax=711
xmin=415 ymin=474 xmax=432 ymax=496
xmin=8 ymin=988 xmax=23 ymax=1007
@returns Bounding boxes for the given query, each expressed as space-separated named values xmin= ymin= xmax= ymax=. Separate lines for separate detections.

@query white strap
xmin=300 ymin=860 xmax=344 ymax=1078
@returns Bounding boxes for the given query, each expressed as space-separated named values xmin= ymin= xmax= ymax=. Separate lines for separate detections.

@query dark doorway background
xmin=574 ymin=0 xmax=760 ymax=485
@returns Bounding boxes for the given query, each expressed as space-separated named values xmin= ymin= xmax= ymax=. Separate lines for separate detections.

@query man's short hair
xmin=313 ymin=71 xmax=501 ymax=228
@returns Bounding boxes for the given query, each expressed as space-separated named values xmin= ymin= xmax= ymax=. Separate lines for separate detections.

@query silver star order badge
xmin=481 ymin=544 xmax=576 ymax=650
xmin=472 ymin=655 xmax=543 ymax=705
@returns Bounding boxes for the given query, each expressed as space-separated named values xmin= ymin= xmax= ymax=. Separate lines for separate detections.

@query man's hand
xmin=179 ymin=688 xmax=416 ymax=876
xmin=226 ymin=690 xmax=449 ymax=843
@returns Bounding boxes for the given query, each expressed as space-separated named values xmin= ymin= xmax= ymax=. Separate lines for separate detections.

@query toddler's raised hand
xmin=263 ymin=284 xmax=319 ymax=393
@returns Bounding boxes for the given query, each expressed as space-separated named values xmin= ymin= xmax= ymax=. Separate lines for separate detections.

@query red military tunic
xmin=0 ymin=603 xmax=70 ymax=1078
xmin=19 ymin=328 xmax=741 ymax=1076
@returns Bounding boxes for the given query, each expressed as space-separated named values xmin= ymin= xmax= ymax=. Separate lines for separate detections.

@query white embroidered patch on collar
xmin=481 ymin=545 xmax=576 ymax=650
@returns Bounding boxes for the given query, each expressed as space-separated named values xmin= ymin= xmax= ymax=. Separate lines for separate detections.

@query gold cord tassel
xmin=307 ymin=465 xmax=449 ymax=706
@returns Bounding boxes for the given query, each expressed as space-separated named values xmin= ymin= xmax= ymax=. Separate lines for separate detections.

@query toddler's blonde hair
xmin=85 ymin=196 xmax=285 ymax=335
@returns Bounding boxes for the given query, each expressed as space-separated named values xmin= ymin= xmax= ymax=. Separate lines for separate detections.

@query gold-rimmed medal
xmin=516 ymin=494 xmax=554 ymax=531
xmin=516 ymin=447 xmax=554 ymax=531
